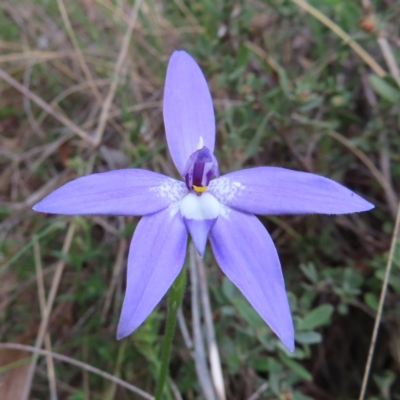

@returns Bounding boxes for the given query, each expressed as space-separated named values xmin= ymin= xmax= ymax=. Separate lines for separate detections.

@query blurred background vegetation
xmin=0 ymin=0 xmax=399 ymax=399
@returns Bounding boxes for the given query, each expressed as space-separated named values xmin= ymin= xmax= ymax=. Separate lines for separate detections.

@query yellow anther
xmin=193 ymin=185 xmax=208 ymax=193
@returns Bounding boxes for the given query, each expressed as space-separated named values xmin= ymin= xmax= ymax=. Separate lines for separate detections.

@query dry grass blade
xmin=0 ymin=343 xmax=154 ymax=400
xmin=291 ymin=0 xmax=386 ymax=77
xmin=377 ymin=36 xmax=400 ymax=86
xmin=246 ymin=382 xmax=269 ymax=400
xmin=291 ymin=112 xmax=398 ymax=217
xmin=196 ymin=252 xmax=226 ymax=400
xmin=56 ymin=0 xmax=104 ymax=103
xmin=189 ymin=244 xmax=217 ymax=400
xmin=359 ymin=202 xmax=400 ymax=400
xmin=101 ymin=238 xmax=127 ymax=323
xmin=0 ymin=68 xmax=95 ymax=145
xmin=33 ymin=237 xmax=58 ymax=400
xmin=21 ymin=223 xmax=75 ymax=400
xmin=94 ymin=0 xmax=143 ymax=146
xmin=327 ymin=130 xmax=398 ymax=218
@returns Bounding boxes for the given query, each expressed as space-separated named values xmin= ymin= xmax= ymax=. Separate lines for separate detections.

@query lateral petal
xmin=117 ymin=208 xmax=188 ymax=339
xmin=33 ymin=169 xmax=187 ymax=216
xmin=210 ymin=209 xmax=294 ymax=352
xmin=209 ymin=167 xmax=374 ymax=215
xmin=163 ymin=50 xmax=216 ymax=175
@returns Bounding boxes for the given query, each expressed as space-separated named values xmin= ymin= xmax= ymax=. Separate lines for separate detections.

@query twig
xmin=359 ymin=202 xmax=400 ymax=400
xmin=172 ymin=0 xmax=200 ymax=28
xmin=177 ymin=308 xmax=193 ymax=350
xmin=170 ymin=379 xmax=184 ymax=400
xmin=33 ymin=237 xmax=58 ymax=400
xmin=22 ymin=223 xmax=75 ymax=400
xmin=94 ymin=0 xmax=143 ymax=146
xmin=0 ymin=343 xmax=154 ymax=400
xmin=245 ymin=41 xmax=281 ymax=73
xmin=105 ymin=340 xmax=127 ymax=399
xmin=101 ymin=238 xmax=127 ymax=322
xmin=377 ymin=36 xmax=400 ymax=86
xmin=23 ymin=64 xmax=45 ymax=138
xmin=0 ymin=68 xmax=95 ymax=145
xmin=196 ymin=252 xmax=226 ymax=400
xmin=247 ymin=382 xmax=269 ymax=400
xmin=189 ymin=244 xmax=217 ymax=400
xmin=291 ymin=0 xmax=386 ymax=77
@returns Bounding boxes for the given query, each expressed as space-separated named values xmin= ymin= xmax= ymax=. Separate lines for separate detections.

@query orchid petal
xmin=209 ymin=167 xmax=373 ymax=215
xmin=117 ymin=208 xmax=187 ymax=339
xmin=164 ymin=50 xmax=215 ymax=174
xmin=33 ymin=169 xmax=187 ymax=216
xmin=210 ymin=208 xmax=294 ymax=352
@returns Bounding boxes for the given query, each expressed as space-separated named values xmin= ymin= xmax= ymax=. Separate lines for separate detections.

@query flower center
xmin=182 ymin=145 xmax=219 ymax=196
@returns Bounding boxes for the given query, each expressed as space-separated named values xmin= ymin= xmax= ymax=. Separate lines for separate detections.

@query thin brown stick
xmin=359 ymin=202 xmax=400 ymax=400
xmin=291 ymin=0 xmax=386 ymax=77
xmin=22 ymin=223 xmax=75 ymax=400
xmin=0 ymin=68 xmax=95 ymax=145
xmin=94 ymin=0 xmax=143 ymax=146
xmin=0 ymin=343 xmax=154 ymax=400
xmin=33 ymin=237 xmax=58 ymax=400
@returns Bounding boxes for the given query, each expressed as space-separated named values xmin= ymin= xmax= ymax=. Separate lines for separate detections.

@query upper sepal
xmin=163 ymin=51 xmax=216 ymax=175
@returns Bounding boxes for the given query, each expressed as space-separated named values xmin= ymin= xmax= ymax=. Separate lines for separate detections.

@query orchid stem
xmin=155 ymin=267 xmax=186 ymax=400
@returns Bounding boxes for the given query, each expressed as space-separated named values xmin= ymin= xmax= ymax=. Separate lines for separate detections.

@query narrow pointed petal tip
xmin=210 ymin=210 xmax=295 ymax=352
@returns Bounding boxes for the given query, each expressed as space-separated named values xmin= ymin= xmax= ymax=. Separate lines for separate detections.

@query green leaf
xmin=278 ymin=67 xmax=291 ymax=98
xmin=245 ymin=113 xmax=272 ymax=160
xmin=279 ymin=353 xmax=312 ymax=381
xmin=300 ymin=263 xmax=318 ymax=284
xmin=295 ymin=331 xmax=322 ymax=344
xmin=293 ymin=390 xmax=314 ymax=400
xmin=369 ymin=75 xmax=400 ymax=104
xmin=375 ymin=269 xmax=400 ymax=293
xmin=234 ymin=298 xmax=265 ymax=330
xmin=297 ymin=304 xmax=334 ymax=331
xmin=252 ymin=358 xmax=270 ymax=372
xmin=364 ymin=292 xmax=379 ymax=311
xmin=222 ymin=277 xmax=235 ymax=300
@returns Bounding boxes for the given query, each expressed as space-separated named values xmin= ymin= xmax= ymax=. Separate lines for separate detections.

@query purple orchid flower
xmin=33 ymin=50 xmax=373 ymax=352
